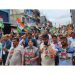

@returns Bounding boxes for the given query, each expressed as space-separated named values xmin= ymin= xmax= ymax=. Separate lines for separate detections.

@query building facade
xmin=0 ymin=10 xmax=11 ymax=34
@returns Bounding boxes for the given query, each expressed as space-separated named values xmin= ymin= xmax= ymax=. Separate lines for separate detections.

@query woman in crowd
xmin=22 ymin=39 xmax=40 ymax=65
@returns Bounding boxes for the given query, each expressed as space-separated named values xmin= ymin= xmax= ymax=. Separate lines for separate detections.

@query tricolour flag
xmin=16 ymin=18 xmax=25 ymax=33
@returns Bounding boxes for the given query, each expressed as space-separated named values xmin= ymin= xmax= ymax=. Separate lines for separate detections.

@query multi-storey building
xmin=0 ymin=10 xmax=11 ymax=34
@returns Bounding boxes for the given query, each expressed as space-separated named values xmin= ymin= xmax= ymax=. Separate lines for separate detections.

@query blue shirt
xmin=58 ymin=47 xmax=74 ymax=65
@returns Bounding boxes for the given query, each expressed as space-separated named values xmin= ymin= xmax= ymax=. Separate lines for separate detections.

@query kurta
xmin=40 ymin=43 xmax=56 ymax=65
xmin=22 ymin=46 xmax=39 ymax=65
xmin=5 ymin=45 xmax=24 ymax=65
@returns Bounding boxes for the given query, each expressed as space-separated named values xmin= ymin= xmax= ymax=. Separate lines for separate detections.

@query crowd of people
xmin=0 ymin=25 xmax=75 ymax=66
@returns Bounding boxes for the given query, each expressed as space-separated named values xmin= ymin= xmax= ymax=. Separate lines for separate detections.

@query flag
xmin=24 ymin=29 xmax=28 ymax=33
xmin=17 ymin=26 xmax=22 ymax=33
xmin=26 ymin=26 xmax=30 ymax=30
xmin=24 ymin=26 xmax=31 ymax=33
xmin=0 ymin=17 xmax=4 ymax=28
xmin=16 ymin=18 xmax=25 ymax=33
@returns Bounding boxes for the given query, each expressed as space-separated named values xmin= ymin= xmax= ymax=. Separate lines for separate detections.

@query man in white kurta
xmin=40 ymin=34 xmax=56 ymax=65
xmin=5 ymin=37 xmax=24 ymax=65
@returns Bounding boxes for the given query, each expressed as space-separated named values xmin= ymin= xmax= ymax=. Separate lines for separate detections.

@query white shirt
xmin=40 ymin=43 xmax=56 ymax=65
xmin=48 ymin=34 xmax=52 ymax=43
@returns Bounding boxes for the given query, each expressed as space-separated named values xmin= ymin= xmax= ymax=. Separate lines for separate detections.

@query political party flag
xmin=24 ymin=26 xmax=31 ymax=33
xmin=26 ymin=26 xmax=30 ymax=30
xmin=17 ymin=26 xmax=22 ymax=33
xmin=0 ymin=17 xmax=4 ymax=28
xmin=24 ymin=29 xmax=28 ymax=33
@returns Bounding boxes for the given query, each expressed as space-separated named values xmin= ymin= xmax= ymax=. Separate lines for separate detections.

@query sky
xmin=40 ymin=10 xmax=71 ymax=27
